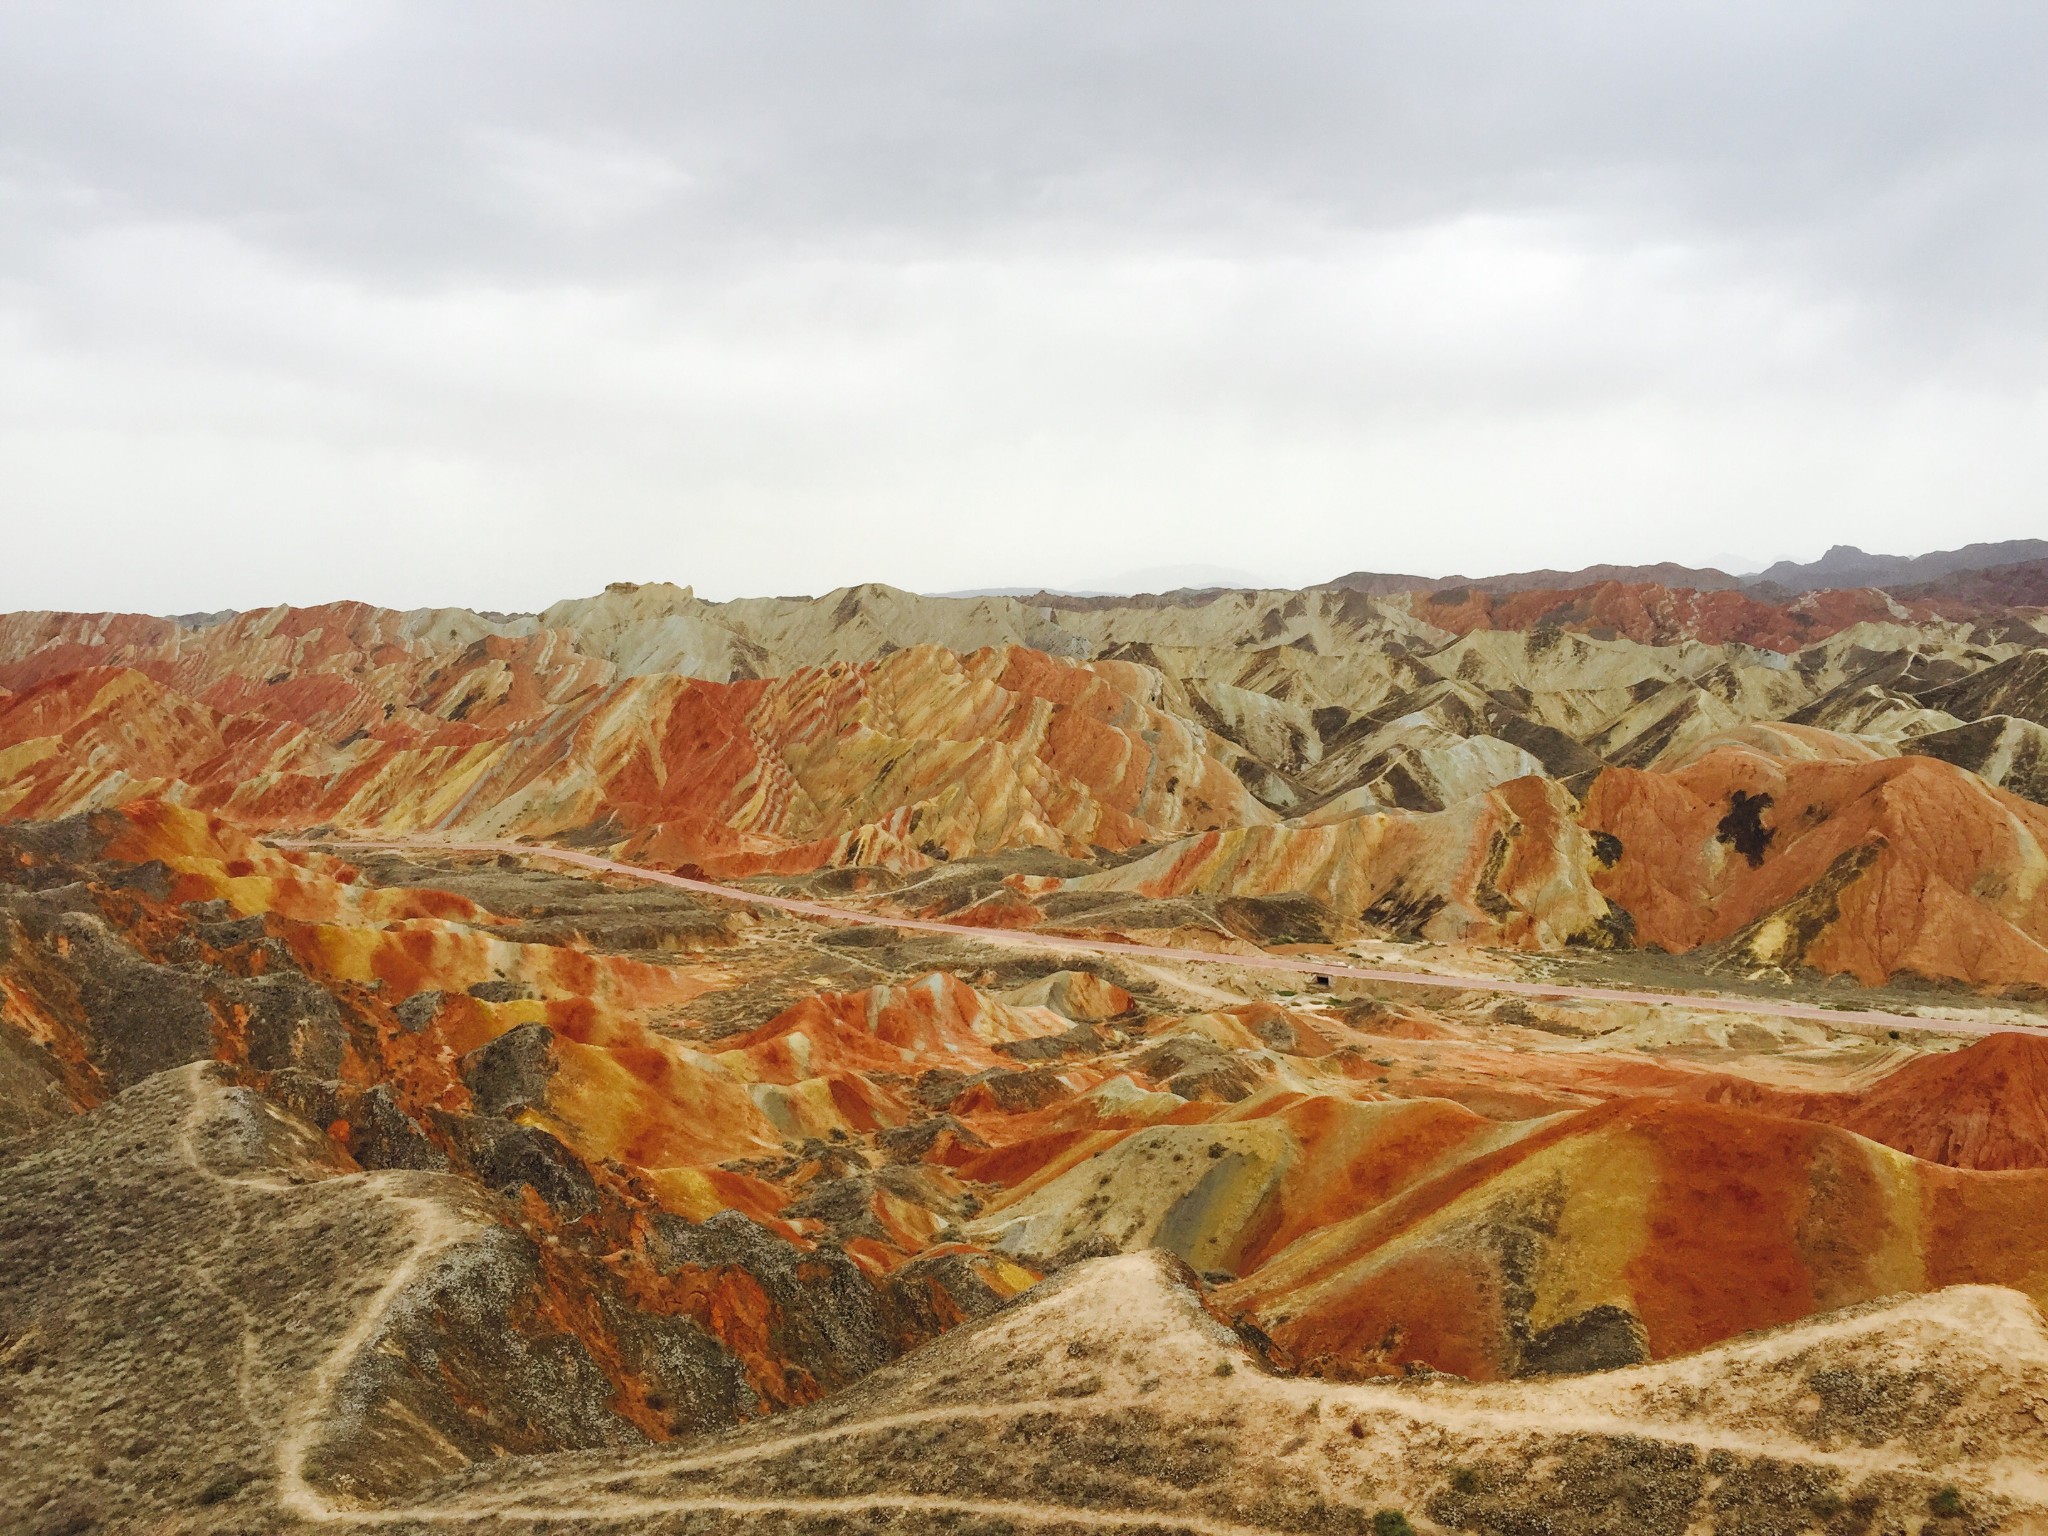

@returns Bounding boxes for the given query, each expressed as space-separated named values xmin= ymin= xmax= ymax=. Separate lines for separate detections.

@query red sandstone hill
xmin=1582 ymin=747 xmax=2048 ymax=988
xmin=0 ymin=644 xmax=1268 ymax=876
xmin=1838 ymin=1031 xmax=2048 ymax=1170
xmin=1218 ymin=1094 xmax=2048 ymax=1381
xmin=1896 ymin=556 xmax=2048 ymax=610
xmin=1589 ymin=1032 xmax=2048 ymax=1172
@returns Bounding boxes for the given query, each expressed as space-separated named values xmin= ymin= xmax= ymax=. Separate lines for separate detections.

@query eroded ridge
xmin=6 ymin=1072 xmax=2047 ymax=1535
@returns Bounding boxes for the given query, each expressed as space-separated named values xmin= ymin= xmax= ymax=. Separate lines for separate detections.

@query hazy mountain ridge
xmin=1321 ymin=536 xmax=2048 ymax=601
xmin=1750 ymin=538 xmax=2048 ymax=592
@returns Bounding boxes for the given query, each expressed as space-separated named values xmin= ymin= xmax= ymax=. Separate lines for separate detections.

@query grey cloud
xmin=11 ymin=5 xmax=2046 ymax=267
xmin=1 ymin=4 xmax=2045 ymax=610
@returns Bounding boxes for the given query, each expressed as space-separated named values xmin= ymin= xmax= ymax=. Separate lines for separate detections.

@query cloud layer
xmin=5 ymin=3 xmax=2046 ymax=610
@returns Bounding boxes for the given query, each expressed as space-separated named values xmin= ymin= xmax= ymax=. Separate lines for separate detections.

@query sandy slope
xmin=275 ymin=1249 xmax=2048 ymax=1532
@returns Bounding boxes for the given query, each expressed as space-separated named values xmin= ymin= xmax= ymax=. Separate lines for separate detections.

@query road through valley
xmin=291 ymin=836 xmax=2046 ymax=1042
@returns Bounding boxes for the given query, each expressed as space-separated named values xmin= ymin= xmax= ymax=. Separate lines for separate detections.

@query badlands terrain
xmin=6 ymin=544 xmax=2048 ymax=1532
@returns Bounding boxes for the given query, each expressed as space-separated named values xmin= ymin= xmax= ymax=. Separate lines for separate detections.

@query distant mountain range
xmin=1321 ymin=538 xmax=2048 ymax=600
xmin=1319 ymin=561 xmax=1745 ymax=597
xmin=1749 ymin=539 xmax=2048 ymax=592
xmin=932 ymin=539 xmax=2048 ymax=605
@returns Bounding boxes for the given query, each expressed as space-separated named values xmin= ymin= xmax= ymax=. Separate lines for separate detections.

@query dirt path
xmin=385 ymin=1383 xmax=2032 ymax=1514
xmin=294 ymin=835 xmax=2044 ymax=1042
xmin=166 ymin=1065 xmax=2047 ymax=1530
xmin=361 ymin=1491 xmax=1315 ymax=1532
xmin=273 ymin=1190 xmax=482 ymax=1519
xmin=173 ymin=1065 xmax=487 ymax=1522
xmin=287 ymin=1316 xmax=2048 ymax=1528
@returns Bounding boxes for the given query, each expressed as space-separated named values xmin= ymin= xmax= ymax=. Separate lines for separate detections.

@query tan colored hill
xmin=1908 ymin=714 xmax=2048 ymax=804
xmin=340 ymin=1259 xmax=2048 ymax=1531
xmin=1061 ymin=773 xmax=1622 ymax=949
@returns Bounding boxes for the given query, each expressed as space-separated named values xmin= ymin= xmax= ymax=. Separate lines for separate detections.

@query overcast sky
xmin=4 ymin=3 xmax=2047 ymax=612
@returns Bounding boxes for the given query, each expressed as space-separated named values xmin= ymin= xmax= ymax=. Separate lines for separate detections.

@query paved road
xmin=298 ymin=836 xmax=2045 ymax=1041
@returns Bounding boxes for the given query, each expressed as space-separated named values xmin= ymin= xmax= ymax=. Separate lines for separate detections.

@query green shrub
xmin=1372 ymin=1512 xmax=1415 ymax=1536
xmin=1930 ymin=1485 xmax=1965 ymax=1518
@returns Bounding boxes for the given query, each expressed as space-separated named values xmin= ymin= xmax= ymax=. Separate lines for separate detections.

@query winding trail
xmin=356 ymin=1374 xmax=2048 ymax=1520
xmin=272 ymin=1190 xmax=482 ymax=1519
xmin=294 ymin=836 xmax=2045 ymax=1042
xmin=333 ymin=1490 xmax=1311 ymax=1533
xmin=174 ymin=1064 xmax=487 ymax=1523
xmin=166 ymin=1040 xmax=2048 ymax=1531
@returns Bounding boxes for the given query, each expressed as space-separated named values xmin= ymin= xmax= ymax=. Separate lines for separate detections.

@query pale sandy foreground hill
xmin=6 ymin=1060 xmax=2047 ymax=1535
xmin=376 ymin=1263 xmax=2048 ymax=1536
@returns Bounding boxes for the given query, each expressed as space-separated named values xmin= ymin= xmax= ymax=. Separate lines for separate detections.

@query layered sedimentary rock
xmin=9 ymin=570 xmax=2048 ymax=1529
xmin=7 ymin=794 xmax=2048 ymax=1526
xmin=1219 ymin=1095 xmax=2048 ymax=1381
xmin=7 ymin=586 xmax=2048 ymax=994
xmin=1919 ymin=646 xmax=2048 ymax=727
xmin=1408 ymin=580 xmax=1925 ymax=652
xmin=0 ymin=805 xmax=1036 ymax=1449
xmin=0 ymin=642 xmax=1269 ymax=876
xmin=1583 ymin=747 xmax=2048 ymax=987
xmin=1907 ymin=714 xmax=2048 ymax=804
xmin=1062 ymin=774 xmax=1624 ymax=949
